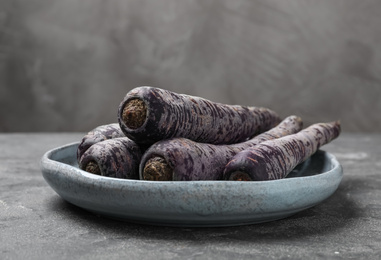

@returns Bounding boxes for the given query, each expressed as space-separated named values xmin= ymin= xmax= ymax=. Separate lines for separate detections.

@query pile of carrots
xmin=77 ymin=87 xmax=341 ymax=181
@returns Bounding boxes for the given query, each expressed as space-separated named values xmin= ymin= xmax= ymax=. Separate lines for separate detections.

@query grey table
xmin=1 ymin=133 xmax=380 ymax=259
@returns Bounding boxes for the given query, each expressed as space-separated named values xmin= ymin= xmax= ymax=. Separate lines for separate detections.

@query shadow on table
xmin=47 ymin=176 xmax=362 ymax=243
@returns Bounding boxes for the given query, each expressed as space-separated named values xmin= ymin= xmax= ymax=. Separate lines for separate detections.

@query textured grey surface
xmin=1 ymin=133 xmax=380 ymax=259
xmin=1 ymin=0 xmax=381 ymax=132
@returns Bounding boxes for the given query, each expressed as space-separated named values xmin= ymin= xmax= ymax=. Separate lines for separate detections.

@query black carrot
xmin=223 ymin=121 xmax=341 ymax=181
xmin=118 ymin=87 xmax=281 ymax=145
xmin=140 ymin=116 xmax=303 ymax=181
xmin=77 ymin=123 xmax=125 ymax=162
xmin=78 ymin=137 xmax=142 ymax=179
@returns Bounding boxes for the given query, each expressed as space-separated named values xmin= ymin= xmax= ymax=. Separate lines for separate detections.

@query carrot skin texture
xmin=79 ymin=137 xmax=142 ymax=179
xmin=118 ymin=87 xmax=281 ymax=145
xmin=77 ymin=123 xmax=125 ymax=162
xmin=223 ymin=121 xmax=341 ymax=181
xmin=139 ymin=115 xmax=303 ymax=181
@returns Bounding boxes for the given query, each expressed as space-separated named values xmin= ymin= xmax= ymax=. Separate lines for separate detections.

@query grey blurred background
xmin=0 ymin=0 xmax=380 ymax=132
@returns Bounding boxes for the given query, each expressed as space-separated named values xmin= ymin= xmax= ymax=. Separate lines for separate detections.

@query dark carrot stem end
xmin=122 ymin=98 xmax=147 ymax=129
xmin=85 ymin=161 xmax=101 ymax=175
xmin=143 ymin=157 xmax=173 ymax=181
xmin=228 ymin=171 xmax=253 ymax=181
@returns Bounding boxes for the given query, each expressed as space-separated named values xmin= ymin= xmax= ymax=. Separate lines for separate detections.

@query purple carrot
xmin=78 ymin=137 xmax=142 ymax=179
xmin=223 ymin=121 xmax=341 ymax=181
xmin=140 ymin=116 xmax=303 ymax=181
xmin=77 ymin=123 xmax=125 ymax=162
xmin=118 ymin=86 xmax=281 ymax=145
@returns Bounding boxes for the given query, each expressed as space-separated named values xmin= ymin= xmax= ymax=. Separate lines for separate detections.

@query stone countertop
xmin=1 ymin=133 xmax=380 ymax=259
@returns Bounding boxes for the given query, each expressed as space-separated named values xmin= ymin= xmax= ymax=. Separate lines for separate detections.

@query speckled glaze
xmin=41 ymin=142 xmax=343 ymax=227
xmin=118 ymin=87 xmax=281 ymax=145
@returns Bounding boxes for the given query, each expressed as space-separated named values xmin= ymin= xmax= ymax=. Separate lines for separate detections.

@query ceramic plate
xmin=40 ymin=142 xmax=343 ymax=227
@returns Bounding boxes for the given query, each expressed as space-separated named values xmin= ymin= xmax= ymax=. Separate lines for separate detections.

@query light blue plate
xmin=40 ymin=142 xmax=343 ymax=227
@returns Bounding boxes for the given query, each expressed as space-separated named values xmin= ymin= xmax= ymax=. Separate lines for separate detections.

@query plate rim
xmin=40 ymin=142 xmax=343 ymax=227
xmin=41 ymin=141 xmax=342 ymax=185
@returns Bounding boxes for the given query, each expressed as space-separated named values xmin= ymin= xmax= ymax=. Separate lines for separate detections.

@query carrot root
xmin=79 ymin=137 xmax=142 ymax=179
xmin=139 ymin=115 xmax=303 ymax=181
xmin=77 ymin=123 xmax=125 ymax=162
xmin=118 ymin=87 xmax=281 ymax=145
xmin=223 ymin=121 xmax=341 ymax=181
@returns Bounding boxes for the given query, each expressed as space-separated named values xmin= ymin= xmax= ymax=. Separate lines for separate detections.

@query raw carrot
xmin=118 ymin=87 xmax=281 ymax=145
xmin=223 ymin=121 xmax=341 ymax=181
xmin=77 ymin=123 xmax=125 ymax=162
xmin=140 ymin=116 xmax=303 ymax=181
xmin=78 ymin=137 xmax=142 ymax=179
